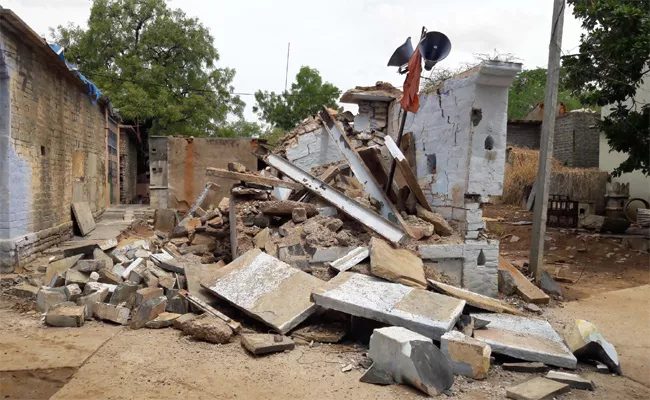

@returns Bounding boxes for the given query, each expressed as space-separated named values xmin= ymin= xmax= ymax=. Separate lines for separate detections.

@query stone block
xmin=74 ymin=259 xmax=105 ymax=272
xmin=565 ymin=319 xmax=621 ymax=375
xmin=82 ymin=281 xmax=117 ymax=295
xmin=506 ymin=377 xmax=570 ymax=400
xmin=369 ymin=327 xmax=454 ymax=396
xmin=370 ymin=237 xmax=426 ymax=289
xmin=498 ymin=269 xmax=517 ymax=295
xmin=441 ymin=331 xmax=491 ymax=380
xmin=312 ymin=273 xmax=464 ymax=340
xmin=131 ymin=296 xmax=167 ymax=329
xmin=292 ymin=207 xmax=307 ymax=223
xmin=166 ymin=295 xmax=188 ymax=314
xmin=253 ymin=227 xmax=270 ymax=249
xmin=36 ymin=288 xmax=67 ymax=312
xmin=109 ymin=282 xmax=139 ymax=305
xmin=472 ymin=313 xmax=577 ymax=369
xmin=8 ymin=283 xmax=39 ymax=300
xmin=44 ymin=254 xmax=83 ymax=283
xmin=309 ymin=247 xmax=356 ymax=263
xmin=93 ymin=248 xmax=114 ymax=270
xmin=416 ymin=205 xmax=453 ymax=236
xmin=134 ymin=287 xmax=165 ymax=309
xmin=241 ymin=334 xmax=295 ymax=355
xmin=181 ymin=313 xmax=233 ymax=344
xmin=540 ymin=270 xmax=563 ymax=297
xmin=545 ymin=371 xmax=595 ymax=391
xmin=64 ymin=284 xmax=82 ymax=302
xmin=76 ymin=288 xmax=110 ymax=319
xmin=93 ymin=302 xmax=130 ymax=325
xmin=97 ymin=267 xmax=123 ymax=284
xmin=45 ymin=305 xmax=86 ymax=327
xmin=65 ymin=269 xmax=89 ymax=288
xmin=173 ymin=313 xmax=198 ymax=330
xmin=145 ymin=312 xmax=181 ymax=329
xmin=71 ymin=202 xmax=96 ymax=236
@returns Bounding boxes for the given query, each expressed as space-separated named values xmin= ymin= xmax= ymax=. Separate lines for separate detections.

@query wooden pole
xmin=529 ymin=0 xmax=565 ymax=283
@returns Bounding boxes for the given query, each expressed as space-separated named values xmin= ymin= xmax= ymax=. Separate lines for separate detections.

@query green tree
xmin=563 ymin=0 xmax=650 ymax=176
xmin=508 ymin=68 xmax=584 ymax=120
xmin=215 ymin=120 xmax=263 ymax=138
xmin=51 ymin=0 xmax=244 ymax=136
xmin=253 ymin=66 xmax=341 ymax=131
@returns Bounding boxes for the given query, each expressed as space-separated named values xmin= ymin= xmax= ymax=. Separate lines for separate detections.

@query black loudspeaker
xmin=418 ymin=31 xmax=452 ymax=70
xmin=387 ymin=37 xmax=414 ymax=69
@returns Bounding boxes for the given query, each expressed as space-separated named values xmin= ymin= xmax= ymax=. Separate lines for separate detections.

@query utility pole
xmin=284 ymin=42 xmax=290 ymax=93
xmin=530 ymin=0 xmax=565 ymax=283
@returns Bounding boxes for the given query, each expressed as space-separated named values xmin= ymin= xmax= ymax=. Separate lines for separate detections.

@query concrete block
xmin=131 ymin=296 xmax=167 ymax=329
xmin=472 ymin=313 xmax=577 ymax=369
xmin=370 ymin=237 xmax=426 ymax=289
xmin=441 ymin=331 xmax=491 ymax=380
xmin=145 ymin=312 xmax=181 ymax=329
xmin=64 ymin=284 xmax=82 ymax=302
xmin=74 ymin=259 xmax=106 ymax=272
xmin=253 ymin=227 xmax=270 ymax=249
xmin=134 ymin=287 xmax=164 ymax=309
xmin=418 ymin=244 xmax=464 ymax=260
xmin=93 ymin=302 xmax=130 ymax=325
xmin=241 ymin=334 xmax=295 ymax=355
xmin=312 ymin=273 xmax=464 ymax=340
xmin=506 ymin=377 xmax=570 ymax=400
xmin=109 ymin=282 xmax=139 ymax=305
xmin=202 ymin=249 xmax=324 ymax=334
xmin=565 ymin=319 xmax=621 ymax=375
xmin=45 ymin=305 xmax=86 ymax=327
xmin=369 ymin=327 xmax=454 ymax=396
xmin=76 ymin=288 xmax=109 ymax=319
xmin=36 ymin=288 xmax=67 ymax=312
xmin=181 ymin=313 xmax=233 ymax=344
xmin=545 ymin=371 xmax=595 ymax=391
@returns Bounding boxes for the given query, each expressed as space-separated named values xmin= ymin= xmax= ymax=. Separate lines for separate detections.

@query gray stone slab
xmin=506 ymin=377 xmax=570 ymax=400
xmin=309 ymin=247 xmax=356 ymax=263
xmin=545 ymin=371 xmax=595 ymax=391
xmin=45 ymin=255 xmax=83 ymax=284
xmin=471 ymin=313 xmax=577 ymax=369
xmin=202 ymin=249 xmax=325 ymax=334
xmin=240 ymin=334 xmax=295 ymax=355
xmin=312 ymin=272 xmax=465 ymax=340
xmin=71 ymin=202 xmax=96 ymax=236
xmin=328 ymin=247 xmax=369 ymax=272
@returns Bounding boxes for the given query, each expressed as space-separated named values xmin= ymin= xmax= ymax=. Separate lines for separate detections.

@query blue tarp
xmin=48 ymin=43 xmax=103 ymax=104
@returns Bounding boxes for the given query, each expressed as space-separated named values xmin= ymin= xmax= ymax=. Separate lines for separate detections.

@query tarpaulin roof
xmin=48 ymin=43 xmax=103 ymax=104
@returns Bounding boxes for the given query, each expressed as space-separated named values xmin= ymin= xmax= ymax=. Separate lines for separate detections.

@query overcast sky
xmin=5 ymin=0 xmax=585 ymax=120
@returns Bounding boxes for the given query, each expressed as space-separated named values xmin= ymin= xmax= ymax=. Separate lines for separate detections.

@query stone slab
xmin=471 ymin=313 xmax=577 ymax=369
xmin=370 ymin=237 xmax=426 ymax=289
xmin=309 ymin=247 xmax=356 ymax=263
xmin=545 ymin=371 xmax=595 ymax=391
xmin=428 ymin=279 xmax=524 ymax=315
xmin=45 ymin=255 xmax=83 ymax=284
xmin=312 ymin=272 xmax=465 ymax=340
xmin=565 ymin=319 xmax=621 ymax=375
xmin=328 ymin=247 xmax=369 ymax=272
xmin=71 ymin=202 xmax=96 ymax=236
xmin=181 ymin=255 xmax=223 ymax=304
xmin=441 ymin=330 xmax=491 ymax=380
xmin=45 ymin=305 xmax=86 ymax=327
xmin=506 ymin=377 xmax=570 ymax=400
xmin=201 ymin=249 xmax=324 ymax=334
xmin=145 ymin=312 xmax=181 ymax=329
xmin=502 ymin=362 xmax=549 ymax=373
xmin=498 ymin=257 xmax=549 ymax=304
xmin=240 ymin=334 xmax=295 ymax=355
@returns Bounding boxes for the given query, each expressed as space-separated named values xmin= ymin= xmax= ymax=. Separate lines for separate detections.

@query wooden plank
xmin=498 ymin=257 xmax=550 ymax=304
xmin=177 ymin=289 xmax=241 ymax=332
xmin=206 ymin=167 xmax=303 ymax=190
xmin=384 ymin=136 xmax=432 ymax=212
xmin=428 ymin=279 xmax=525 ymax=316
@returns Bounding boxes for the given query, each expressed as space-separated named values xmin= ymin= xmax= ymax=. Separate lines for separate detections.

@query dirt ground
xmin=1 ymin=204 xmax=649 ymax=399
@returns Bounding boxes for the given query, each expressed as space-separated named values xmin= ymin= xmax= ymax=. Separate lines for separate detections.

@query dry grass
xmin=503 ymin=147 xmax=609 ymax=205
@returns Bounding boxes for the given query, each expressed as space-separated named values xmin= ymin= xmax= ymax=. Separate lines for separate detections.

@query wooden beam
xmin=206 ymin=167 xmax=303 ymax=190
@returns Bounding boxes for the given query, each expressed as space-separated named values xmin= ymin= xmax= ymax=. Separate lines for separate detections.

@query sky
xmin=4 ymin=0 xmax=585 ymax=120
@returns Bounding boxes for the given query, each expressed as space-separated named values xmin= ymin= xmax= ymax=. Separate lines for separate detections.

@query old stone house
xmin=0 ymin=9 xmax=134 ymax=271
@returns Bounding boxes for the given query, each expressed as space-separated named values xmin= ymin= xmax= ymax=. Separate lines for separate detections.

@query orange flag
xmin=399 ymin=47 xmax=422 ymax=113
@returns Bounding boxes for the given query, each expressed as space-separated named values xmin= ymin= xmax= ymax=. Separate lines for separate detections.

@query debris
xmin=502 ymin=362 xmax=549 ymax=373
xmin=312 ymin=272 xmax=464 ymax=340
xmin=109 ymin=282 xmax=139 ymax=305
xmin=133 ymin=287 xmax=164 ymax=309
xmin=441 ymin=330 xmax=491 ymax=380
xmin=121 ymin=258 xmax=144 ymax=280
xmin=510 ymin=235 xmax=521 ymax=243
xmin=416 ymin=204 xmax=453 ymax=236
xmin=253 ymin=227 xmax=270 ymax=249
xmin=506 ymin=377 xmax=570 ymax=400
xmin=206 ymin=167 xmax=303 ymax=190
xmin=76 ymin=288 xmax=109 ymax=320
xmin=153 ymin=209 xmax=176 ymax=232
xmin=166 ymin=295 xmax=188 ymax=314
xmin=65 ymin=269 xmax=89 ymax=288
xmin=565 ymin=319 xmax=621 ymax=375
xmin=145 ymin=312 xmax=181 ymax=329
xmin=498 ymin=269 xmax=517 ymax=296
xmin=368 ymin=326 xmax=454 ymax=396
xmin=130 ymin=296 xmax=167 ymax=329
xmin=524 ymin=303 xmax=542 ymax=314
xmin=97 ymin=267 xmax=123 ymax=285
xmin=71 ymin=202 xmax=96 ymax=236
xmin=359 ymin=364 xmax=395 ymax=386
xmin=74 ymin=259 xmax=106 ymax=272
xmin=83 ymin=282 xmax=117 ymax=295
xmin=63 ymin=284 xmax=82 ymax=302
xmin=384 ymin=136 xmax=432 ymax=212
xmin=455 ymin=315 xmax=490 ymax=337
xmin=539 ymin=270 xmax=563 ymax=297
xmin=498 ymin=257 xmax=550 ymax=304
xmin=92 ymin=302 xmax=130 ymax=325
xmin=44 ymin=254 xmax=83 ymax=284
xmin=309 ymin=246 xmax=355 ymax=263
xmin=370 ymin=237 xmax=427 ymax=289
xmin=471 ymin=313 xmax=577 ymax=369
xmin=545 ymin=371 xmax=595 ymax=391
xmin=45 ymin=305 xmax=86 ymax=327
xmin=173 ymin=313 xmax=198 ymax=330
xmin=201 ymin=249 xmax=323 ymax=334
xmin=429 ymin=279 xmax=524 ymax=315
xmin=292 ymin=322 xmax=347 ymax=343
xmin=177 ymin=289 xmax=241 ymax=332
xmin=8 ymin=283 xmax=39 ymax=300
xmin=241 ymin=334 xmax=295 ymax=355
xmin=259 ymin=200 xmax=318 ymax=217
xmin=181 ymin=256 xmax=224 ymax=303
xmin=291 ymin=207 xmax=307 ymax=223
xmin=596 ymin=362 xmax=609 ymax=374
xmin=328 ymin=246 xmax=369 ymax=272
xmin=181 ymin=313 xmax=233 ymax=344
xmin=341 ymin=364 xmax=353 ymax=373
xmin=36 ymin=288 xmax=67 ymax=312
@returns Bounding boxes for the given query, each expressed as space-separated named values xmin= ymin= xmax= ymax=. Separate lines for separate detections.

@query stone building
xmin=119 ymin=126 xmax=140 ymax=204
xmin=0 ymin=9 xmax=117 ymax=271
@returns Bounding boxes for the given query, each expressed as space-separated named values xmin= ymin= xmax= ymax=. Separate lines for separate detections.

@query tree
xmin=508 ymin=68 xmax=584 ymax=120
xmin=253 ymin=66 xmax=340 ymax=131
xmin=51 ymin=0 xmax=244 ymax=136
xmin=563 ymin=0 xmax=650 ymax=176
xmin=214 ymin=120 xmax=263 ymax=138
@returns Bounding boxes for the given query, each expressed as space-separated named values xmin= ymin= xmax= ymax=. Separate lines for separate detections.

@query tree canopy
xmin=508 ymin=68 xmax=583 ymax=120
xmin=563 ymin=0 xmax=650 ymax=176
xmin=253 ymin=66 xmax=341 ymax=131
xmin=51 ymin=0 xmax=244 ymax=136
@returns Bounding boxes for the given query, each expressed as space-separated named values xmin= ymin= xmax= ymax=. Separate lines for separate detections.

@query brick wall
xmin=0 ymin=22 xmax=108 ymax=271
xmin=119 ymin=131 xmax=138 ymax=204
xmin=553 ymin=111 xmax=600 ymax=168
xmin=506 ymin=121 xmax=541 ymax=148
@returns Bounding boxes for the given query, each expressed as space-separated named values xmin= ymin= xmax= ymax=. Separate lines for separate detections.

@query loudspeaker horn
xmin=387 ymin=37 xmax=414 ymax=68
xmin=418 ymin=31 xmax=451 ymax=70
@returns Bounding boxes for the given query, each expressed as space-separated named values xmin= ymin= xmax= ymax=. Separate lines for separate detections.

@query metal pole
xmin=530 ymin=0 xmax=565 ymax=283
xmin=284 ymin=42 xmax=290 ymax=93
xmin=384 ymin=110 xmax=408 ymax=193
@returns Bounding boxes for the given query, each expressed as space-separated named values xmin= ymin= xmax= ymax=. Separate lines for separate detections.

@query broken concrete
xmin=429 ymin=279 xmax=523 ymax=315
xmin=498 ymin=258 xmax=550 ymax=304
xmin=36 ymin=288 xmax=67 ymax=312
xmin=312 ymin=272 xmax=464 ymax=340
xmin=45 ymin=305 xmax=86 ymax=327
xmin=499 ymin=269 xmax=517 ymax=296
xmin=471 ymin=313 xmax=577 ymax=369
xmin=92 ymin=302 xmax=130 ymax=325
xmin=97 ymin=267 xmax=123 ymax=285
xmin=455 ymin=315 xmax=490 ymax=336
xmin=82 ymin=282 xmax=117 ymax=295
xmin=545 ymin=371 xmax=595 ymax=391
xmin=565 ymin=319 xmax=621 ymax=375
xmin=153 ymin=209 xmax=176 ymax=232
xmin=368 ymin=326 xmax=454 ymax=396
xmin=131 ymin=296 xmax=167 ymax=329
xmin=502 ymin=362 xmax=549 ymax=373
xmin=241 ymin=334 xmax=295 ymax=355
xmin=202 ymin=249 xmax=324 ymax=334
xmin=309 ymin=246 xmax=355 ymax=263
xmin=506 ymin=377 xmax=570 ymax=400
xmin=145 ymin=312 xmax=181 ymax=329
xmin=441 ymin=330 xmax=491 ymax=380
xmin=181 ymin=313 xmax=233 ymax=344
xmin=370 ymin=237 xmax=426 ymax=289
xmin=328 ymin=247 xmax=369 ymax=272
xmin=65 ymin=269 xmax=89 ymax=288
